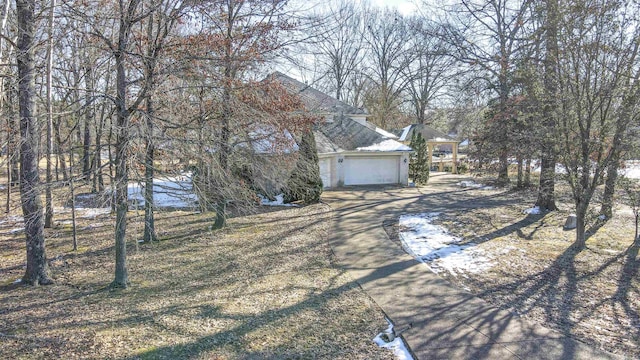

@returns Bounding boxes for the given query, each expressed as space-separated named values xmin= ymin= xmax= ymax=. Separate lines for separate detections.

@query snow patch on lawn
xmin=621 ymin=160 xmax=640 ymax=179
xmin=399 ymin=213 xmax=492 ymax=276
xmin=373 ymin=319 xmax=413 ymax=360
xmin=0 ymin=215 xmax=23 ymax=225
xmin=457 ymin=180 xmax=494 ymax=190
xmin=523 ymin=206 xmax=541 ymax=215
xmin=258 ymin=194 xmax=297 ymax=207
xmin=128 ymin=172 xmax=198 ymax=209
xmin=78 ymin=208 xmax=111 ymax=219
xmin=533 ymin=163 xmax=567 ymax=174
xmin=8 ymin=228 xmax=24 ymax=234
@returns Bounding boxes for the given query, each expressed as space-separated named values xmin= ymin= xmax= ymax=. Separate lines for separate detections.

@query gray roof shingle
xmin=271 ymin=72 xmax=366 ymax=115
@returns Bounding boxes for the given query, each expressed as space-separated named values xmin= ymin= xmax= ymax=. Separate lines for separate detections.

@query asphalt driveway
xmin=322 ymin=174 xmax=621 ymax=360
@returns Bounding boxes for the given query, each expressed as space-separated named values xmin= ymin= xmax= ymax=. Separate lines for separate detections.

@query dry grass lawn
xmin=0 ymin=188 xmax=393 ymax=359
xmin=404 ymin=177 xmax=639 ymax=359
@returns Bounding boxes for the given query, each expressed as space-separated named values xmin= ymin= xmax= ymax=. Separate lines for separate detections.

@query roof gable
xmin=270 ymin=72 xmax=366 ymax=115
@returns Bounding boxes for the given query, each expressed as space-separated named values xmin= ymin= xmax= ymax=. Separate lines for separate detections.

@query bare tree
xmin=402 ymin=18 xmax=455 ymax=124
xmin=442 ymin=0 xmax=532 ymax=184
xmin=0 ymin=0 xmax=14 ymax=214
xmin=188 ymin=0 xmax=312 ymax=229
xmin=556 ymin=0 xmax=640 ymax=247
xmin=535 ymin=0 xmax=560 ymax=210
xmin=44 ymin=0 xmax=56 ymax=228
xmin=362 ymin=8 xmax=410 ymax=129
xmin=16 ymin=0 xmax=53 ymax=285
xmin=599 ymin=24 xmax=640 ymax=219
xmin=313 ymin=0 xmax=364 ymax=102
xmin=140 ymin=0 xmax=186 ymax=243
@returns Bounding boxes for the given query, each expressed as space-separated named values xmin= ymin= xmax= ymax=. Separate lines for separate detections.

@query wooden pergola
xmin=398 ymin=124 xmax=461 ymax=174
xmin=427 ymin=139 xmax=459 ymax=174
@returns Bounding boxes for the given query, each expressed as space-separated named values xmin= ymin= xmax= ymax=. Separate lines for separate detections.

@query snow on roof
xmin=375 ymin=127 xmax=399 ymax=139
xmin=317 ymin=116 xmax=411 ymax=153
xmin=399 ymin=125 xmax=412 ymax=141
xmin=356 ymin=139 xmax=412 ymax=152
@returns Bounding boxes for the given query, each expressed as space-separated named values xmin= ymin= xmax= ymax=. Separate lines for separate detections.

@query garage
xmin=318 ymin=157 xmax=332 ymax=188
xmin=344 ymin=156 xmax=400 ymax=185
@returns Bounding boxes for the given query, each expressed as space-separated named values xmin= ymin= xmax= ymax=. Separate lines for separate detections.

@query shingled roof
xmin=315 ymin=116 xmax=410 ymax=154
xmin=398 ymin=124 xmax=455 ymax=142
xmin=270 ymin=72 xmax=366 ymax=115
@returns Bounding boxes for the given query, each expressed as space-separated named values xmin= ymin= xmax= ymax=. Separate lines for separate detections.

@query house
xmin=397 ymin=124 xmax=460 ymax=173
xmin=271 ymin=72 xmax=412 ymax=188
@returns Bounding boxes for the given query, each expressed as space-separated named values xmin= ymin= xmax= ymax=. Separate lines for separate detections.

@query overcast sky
xmin=371 ymin=0 xmax=419 ymax=15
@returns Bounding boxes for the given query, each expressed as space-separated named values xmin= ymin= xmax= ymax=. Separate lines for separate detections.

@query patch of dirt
xmin=386 ymin=178 xmax=639 ymax=359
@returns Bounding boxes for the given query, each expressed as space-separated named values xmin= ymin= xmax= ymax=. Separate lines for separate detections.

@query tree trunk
xmin=536 ymin=0 xmax=559 ymax=211
xmin=143 ymin=96 xmax=156 ymax=243
xmin=44 ymin=0 xmax=56 ymax=228
xmin=1 ymin=0 xmax=10 ymax=214
xmin=5 ymin=117 xmax=12 ymax=213
xmin=634 ymin=211 xmax=638 ymax=243
xmin=69 ymin=147 xmax=77 ymax=251
xmin=215 ymin=31 xmax=233 ymax=229
xmin=600 ymin=65 xmax=638 ymax=218
xmin=53 ymin=116 xmax=68 ymax=181
xmin=108 ymin=119 xmax=114 ymax=181
xmin=9 ymin=109 xmax=20 ymax=186
xmin=600 ymin=160 xmax=618 ymax=220
xmin=143 ymin=7 xmax=157 ymax=243
xmin=93 ymin=119 xmax=103 ymax=193
xmin=17 ymin=0 xmax=53 ymax=285
xmin=536 ymin=155 xmax=558 ymax=210
xmin=524 ymin=158 xmax=531 ymax=187
xmin=111 ymin=0 xmax=140 ymax=289
xmin=574 ymin=202 xmax=588 ymax=249
xmin=497 ymin=149 xmax=509 ymax=184
xmin=517 ymin=157 xmax=523 ymax=188
xmin=213 ymin=201 xmax=226 ymax=229
xmin=82 ymin=65 xmax=93 ymax=180
xmin=92 ymin=71 xmax=110 ymax=193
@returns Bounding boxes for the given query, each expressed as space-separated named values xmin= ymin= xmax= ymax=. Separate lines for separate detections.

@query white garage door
xmin=344 ymin=156 xmax=400 ymax=185
xmin=319 ymin=158 xmax=332 ymax=188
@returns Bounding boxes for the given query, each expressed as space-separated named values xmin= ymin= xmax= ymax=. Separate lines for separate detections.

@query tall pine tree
xmin=409 ymin=131 xmax=430 ymax=185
